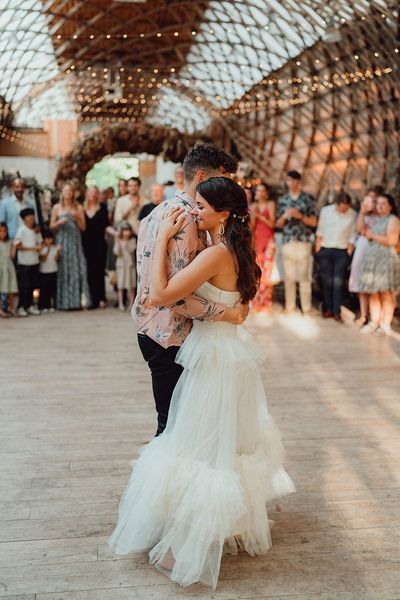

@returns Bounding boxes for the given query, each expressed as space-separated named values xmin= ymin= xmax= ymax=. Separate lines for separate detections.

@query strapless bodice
xmin=196 ymin=281 xmax=240 ymax=309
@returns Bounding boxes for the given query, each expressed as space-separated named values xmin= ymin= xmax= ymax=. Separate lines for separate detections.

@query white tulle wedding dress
xmin=109 ymin=281 xmax=295 ymax=589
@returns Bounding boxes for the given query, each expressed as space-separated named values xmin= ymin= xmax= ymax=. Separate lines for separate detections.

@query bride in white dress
xmin=109 ymin=177 xmax=295 ymax=589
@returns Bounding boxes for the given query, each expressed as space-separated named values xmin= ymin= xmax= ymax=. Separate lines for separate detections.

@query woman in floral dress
xmin=359 ymin=193 xmax=400 ymax=335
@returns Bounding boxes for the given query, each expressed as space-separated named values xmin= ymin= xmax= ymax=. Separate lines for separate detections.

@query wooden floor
xmin=1 ymin=306 xmax=400 ymax=600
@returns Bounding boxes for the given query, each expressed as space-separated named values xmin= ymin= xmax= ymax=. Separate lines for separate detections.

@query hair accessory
xmin=232 ymin=209 xmax=250 ymax=224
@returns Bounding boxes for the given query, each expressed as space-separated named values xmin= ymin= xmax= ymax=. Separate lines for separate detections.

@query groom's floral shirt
xmin=131 ymin=191 xmax=225 ymax=348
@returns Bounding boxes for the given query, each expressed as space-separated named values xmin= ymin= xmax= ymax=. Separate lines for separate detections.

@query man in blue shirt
xmin=164 ymin=165 xmax=185 ymax=201
xmin=0 ymin=178 xmax=36 ymax=240
xmin=276 ymin=170 xmax=318 ymax=314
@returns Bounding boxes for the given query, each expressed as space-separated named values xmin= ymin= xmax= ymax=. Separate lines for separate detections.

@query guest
xmin=114 ymin=177 xmax=143 ymax=235
xmin=251 ymin=183 xmax=276 ymax=314
xmin=99 ymin=189 xmax=108 ymax=206
xmin=0 ymin=177 xmax=36 ymax=240
xmin=315 ymin=192 xmax=357 ymax=321
xmin=114 ymin=222 xmax=136 ymax=311
xmin=117 ymin=179 xmax=128 ymax=199
xmin=359 ymin=194 xmax=400 ymax=335
xmin=50 ymin=183 xmax=90 ymax=310
xmin=139 ymin=183 xmax=165 ymax=221
xmin=244 ymin=187 xmax=253 ymax=207
xmin=105 ymin=187 xmax=116 ymax=217
xmin=349 ymin=194 xmax=379 ymax=326
xmin=105 ymin=185 xmax=121 ymax=281
xmin=164 ymin=165 xmax=185 ymax=201
xmin=276 ymin=170 xmax=318 ymax=314
xmin=39 ymin=229 xmax=60 ymax=313
xmin=368 ymin=185 xmax=384 ymax=202
xmin=82 ymin=186 xmax=108 ymax=309
xmin=14 ymin=208 xmax=42 ymax=317
xmin=0 ymin=222 xmax=18 ymax=317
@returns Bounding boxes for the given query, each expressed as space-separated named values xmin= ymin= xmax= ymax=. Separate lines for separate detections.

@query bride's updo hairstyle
xmin=197 ymin=177 xmax=261 ymax=303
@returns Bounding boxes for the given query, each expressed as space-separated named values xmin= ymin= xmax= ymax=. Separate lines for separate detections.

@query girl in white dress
xmin=113 ymin=221 xmax=136 ymax=311
xmin=109 ymin=177 xmax=295 ymax=589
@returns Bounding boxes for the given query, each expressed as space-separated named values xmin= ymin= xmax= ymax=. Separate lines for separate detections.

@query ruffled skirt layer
xmin=109 ymin=322 xmax=295 ymax=589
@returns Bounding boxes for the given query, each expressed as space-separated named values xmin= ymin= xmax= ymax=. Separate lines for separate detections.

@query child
xmin=0 ymin=221 xmax=18 ymax=318
xmin=113 ymin=221 xmax=136 ymax=311
xmin=39 ymin=228 xmax=61 ymax=313
xmin=14 ymin=208 xmax=42 ymax=317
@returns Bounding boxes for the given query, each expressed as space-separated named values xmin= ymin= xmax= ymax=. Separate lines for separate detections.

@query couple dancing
xmin=109 ymin=144 xmax=295 ymax=589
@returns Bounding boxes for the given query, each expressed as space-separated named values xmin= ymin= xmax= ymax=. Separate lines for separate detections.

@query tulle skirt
xmin=109 ymin=321 xmax=295 ymax=589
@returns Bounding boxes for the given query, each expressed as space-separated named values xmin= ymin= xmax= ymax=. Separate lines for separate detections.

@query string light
xmin=50 ymin=29 xmax=201 ymax=40
xmin=0 ymin=124 xmax=48 ymax=154
xmin=65 ymin=61 xmax=393 ymax=122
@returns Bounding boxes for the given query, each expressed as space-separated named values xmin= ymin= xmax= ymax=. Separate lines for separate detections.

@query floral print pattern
xmin=277 ymin=191 xmax=318 ymax=244
xmin=132 ymin=191 xmax=225 ymax=348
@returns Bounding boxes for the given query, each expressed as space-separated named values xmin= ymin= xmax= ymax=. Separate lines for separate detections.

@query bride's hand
xmin=232 ymin=300 xmax=249 ymax=324
xmin=158 ymin=207 xmax=186 ymax=240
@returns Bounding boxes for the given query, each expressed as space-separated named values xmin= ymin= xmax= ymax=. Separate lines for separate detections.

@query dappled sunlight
xmin=276 ymin=313 xmax=321 ymax=340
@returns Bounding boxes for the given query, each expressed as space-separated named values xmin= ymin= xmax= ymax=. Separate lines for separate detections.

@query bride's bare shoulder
xmin=202 ymin=245 xmax=229 ymax=258
xmin=200 ymin=244 xmax=235 ymax=267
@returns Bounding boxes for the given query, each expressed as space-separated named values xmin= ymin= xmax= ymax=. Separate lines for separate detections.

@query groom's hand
xmin=222 ymin=300 xmax=249 ymax=325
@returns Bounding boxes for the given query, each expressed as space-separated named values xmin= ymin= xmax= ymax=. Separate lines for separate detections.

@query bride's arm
xmin=150 ymin=234 xmax=224 ymax=306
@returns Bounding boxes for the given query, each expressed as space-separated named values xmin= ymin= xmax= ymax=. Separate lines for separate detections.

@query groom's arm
xmin=166 ymin=216 xmax=248 ymax=324
xmin=170 ymin=294 xmax=248 ymax=324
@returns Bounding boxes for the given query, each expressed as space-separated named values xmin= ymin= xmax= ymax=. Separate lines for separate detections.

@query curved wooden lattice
xmin=55 ymin=122 xmax=206 ymax=195
xmin=1 ymin=0 xmax=399 ymax=199
xmin=215 ymin=10 xmax=399 ymax=200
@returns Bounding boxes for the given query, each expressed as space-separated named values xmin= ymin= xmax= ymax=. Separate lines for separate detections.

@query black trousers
xmin=317 ymin=248 xmax=349 ymax=315
xmin=17 ymin=264 xmax=39 ymax=310
xmin=39 ymin=272 xmax=57 ymax=309
xmin=137 ymin=334 xmax=184 ymax=436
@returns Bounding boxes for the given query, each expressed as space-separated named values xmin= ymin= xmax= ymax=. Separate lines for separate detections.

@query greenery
xmin=86 ymin=155 xmax=139 ymax=192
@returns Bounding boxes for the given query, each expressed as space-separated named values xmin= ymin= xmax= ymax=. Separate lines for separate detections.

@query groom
xmin=132 ymin=143 xmax=249 ymax=435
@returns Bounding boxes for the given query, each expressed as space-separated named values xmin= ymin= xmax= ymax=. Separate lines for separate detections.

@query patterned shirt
xmin=277 ymin=191 xmax=318 ymax=244
xmin=132 ymin=190 xmax=225 ymax=348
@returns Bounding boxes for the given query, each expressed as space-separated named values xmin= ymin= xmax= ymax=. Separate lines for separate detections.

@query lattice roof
xmin=1 ymin=0 xmax=398 ymax=197
xmin=0 ymin=0 xmax=396 ymax=133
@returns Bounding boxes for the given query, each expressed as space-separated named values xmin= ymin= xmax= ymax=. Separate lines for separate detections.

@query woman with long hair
xmin=50 ymin=183 xmax=90 ymax=310
xmin=82 ymin=186 xmax=108 ymax=308
xmin=359 ymin=193 xmax=400 ymax=334
xmin=109 ymin=177 xmax=295 ymax=589
xmin=349 ymin=193 xmax=379 ymax=326
xmin=251 ymin=182 xmax=276 ymax=314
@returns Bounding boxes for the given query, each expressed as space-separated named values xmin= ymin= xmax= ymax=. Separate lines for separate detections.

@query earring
xmin=218 ymin=219 xmax=225 ymax=236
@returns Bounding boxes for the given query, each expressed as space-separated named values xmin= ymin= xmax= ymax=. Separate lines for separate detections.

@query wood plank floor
xmin=1 ymin=307 xmax=400 ymax=600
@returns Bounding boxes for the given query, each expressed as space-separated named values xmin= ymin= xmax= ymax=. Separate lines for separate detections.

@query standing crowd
xmin=248 ymin=171 xmax=400 ymax=334
xmin=0 ymin=174 xmax=172 ymax=318
xmin=1 ymin=166 xmax=399 ymax=333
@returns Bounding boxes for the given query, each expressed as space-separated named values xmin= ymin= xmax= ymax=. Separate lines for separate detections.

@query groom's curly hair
xmin=183 ymin=143 xmax=238 ymax=182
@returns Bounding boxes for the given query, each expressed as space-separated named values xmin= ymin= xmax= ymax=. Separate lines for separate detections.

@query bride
xmin=109 ymin=176 xmax=295 ymax=589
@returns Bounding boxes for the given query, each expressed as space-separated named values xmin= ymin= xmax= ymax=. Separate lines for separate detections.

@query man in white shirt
xmin=315 ymin=192 xmax=357 ymax=321
xmin=14 ymin=208 xmax=42 ymax=316
xmin=113 ymin=177 xmax=144 ymax=236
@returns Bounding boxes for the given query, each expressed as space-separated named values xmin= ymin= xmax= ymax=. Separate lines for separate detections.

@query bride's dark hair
xmin=196 ymin=177 xmax=261 ymax=303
